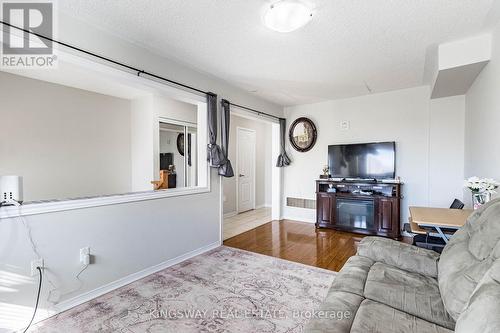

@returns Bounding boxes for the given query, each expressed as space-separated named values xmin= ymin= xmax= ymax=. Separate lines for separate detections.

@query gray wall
xmin=0 ymin=71 xmax=132 ymax=202
xmin=0 ymin=177 xmax=220 ymax=323
xmin=223 ymin=115 xmax=272 ymax=214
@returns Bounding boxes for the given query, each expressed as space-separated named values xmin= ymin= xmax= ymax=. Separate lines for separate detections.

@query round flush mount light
xmin=263 ymin=0 xmax=313 ymax=33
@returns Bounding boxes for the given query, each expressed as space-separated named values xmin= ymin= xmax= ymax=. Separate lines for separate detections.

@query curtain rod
xmin=0 ymin=21 xmax=209 ymax=96
xmin=228 ymin=102 xmax=282 ymax=121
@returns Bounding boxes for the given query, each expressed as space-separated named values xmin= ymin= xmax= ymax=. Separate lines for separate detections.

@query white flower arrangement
xmin=464 ymin=177 xmax=499 ymax=194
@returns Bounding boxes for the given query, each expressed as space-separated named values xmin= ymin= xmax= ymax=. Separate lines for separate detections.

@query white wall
xmin=130 ymin=95 xmax=200 ymax=191
xmin=58 ymin=16 xmax=283 ymax=116
xmin=429 ymin=96 xmax=465 ymax=207
xmin=130 ymin=96 xmax=155 ymax=192
xmin=223 ymin=115 xmax=272 ymax=214
xmin=155 ymin=95 xmax=198 ymax=124
xmin=465 ymin=21 xmax=500 ymax=201
xmin=439 ymin=34 xmax=492 ymax=70
xmin=159 ymin=129 xmax=186 ymax=186
xmin=0 ymin=14 xmax=283 ymax=332
xmin=264 ymin=124 xmax=273 ymax=207
xmin=0 ymin=71 xmax=132 ymax=202
xmin=154 ymin=95 xmax=198 ymax=188
xmin=282 ymin=86 xmax=465 ymax=225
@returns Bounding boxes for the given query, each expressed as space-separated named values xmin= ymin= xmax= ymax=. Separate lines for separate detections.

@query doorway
xmin=222 ymin=112 xmax=278 ymax=240
xmin=236 ymin=127 xmax=256 ymax=213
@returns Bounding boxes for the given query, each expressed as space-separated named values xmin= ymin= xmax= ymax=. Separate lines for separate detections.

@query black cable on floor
xmin=23 ymin=266 xmax=42 ymax=333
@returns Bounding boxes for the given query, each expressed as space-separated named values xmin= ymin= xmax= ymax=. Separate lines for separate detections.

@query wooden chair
xmin=151 ymin=170 xmax=177 ymax=190
xmin=151 ymin=170 xmax=169 ymax=190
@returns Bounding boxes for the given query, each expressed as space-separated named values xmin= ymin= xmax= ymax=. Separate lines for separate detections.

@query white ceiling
xmin=60 ymin=0 xmax=496 ymax=106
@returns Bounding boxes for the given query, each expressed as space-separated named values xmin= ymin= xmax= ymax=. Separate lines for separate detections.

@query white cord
xmin=20 ymin=217 xmax=42 ymax=259
xmin=75 ymin=263 xmax=89 ymax=291
xmin=14 ymin=203 xmax=59 ymax=304
xmin=3 ymin=200 xmax=90 ymax=303
xmin=2 ymin=202 xmax=59 ymax=304
xmin=56 ymin=263 xmax=89 ymax=300
xmin=2 ymin=201 xmax=42 ymax=260
xmin=9 ymin=202 xmax=41 ymax=260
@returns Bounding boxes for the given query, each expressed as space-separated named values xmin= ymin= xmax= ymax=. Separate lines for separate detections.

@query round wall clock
xmin=289 ymin=117 xmax=317 ymax=152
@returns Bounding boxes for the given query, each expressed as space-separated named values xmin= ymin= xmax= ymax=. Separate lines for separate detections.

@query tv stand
xmin=316 ymin=179 xmax=402 ymax=239
xmin=344 ymin=178 xmax=378 ymax=183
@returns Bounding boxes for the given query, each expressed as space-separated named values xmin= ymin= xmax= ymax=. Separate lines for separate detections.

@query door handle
xmin=239 ymin=174 xmax=245 ymax=177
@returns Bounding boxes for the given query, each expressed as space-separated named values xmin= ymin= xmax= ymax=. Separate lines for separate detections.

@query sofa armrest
xmin=455 ymin=260 xmax=500 ymax=333
xmin=357 ymin=236 xmax=440 ymax=278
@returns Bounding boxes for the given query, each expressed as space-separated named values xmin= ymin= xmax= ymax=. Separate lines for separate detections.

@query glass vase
xmin=472 ymin=192 xmax=491 ymax=210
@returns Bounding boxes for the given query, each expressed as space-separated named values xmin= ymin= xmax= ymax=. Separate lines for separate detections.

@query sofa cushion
xmin=329 ymin=255 xmax=374 ymax=297
xmin=305 ymin=291 xmax=364 ymax=333
xmin=364 ymin=262 xmax=455 ymax=329
xmin=350 ymin=299 xmax=453 ymax=333
xmin=438 ymin=198 xmax=500 ymax=321
xmin=357 ymin=236 xmax=440 ymax=277
xmin=455 ymin=260 xmax=500 ymax=333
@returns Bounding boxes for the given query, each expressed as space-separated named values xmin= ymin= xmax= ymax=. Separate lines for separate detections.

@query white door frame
xmin=219 ymin=109 xmax=282 ymax=243
xmin=236 ymin=126 xmax=256 ymax=213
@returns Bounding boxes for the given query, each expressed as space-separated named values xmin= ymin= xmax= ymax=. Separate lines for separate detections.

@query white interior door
xmin=237 ymin=127 xmax=256 ymax=213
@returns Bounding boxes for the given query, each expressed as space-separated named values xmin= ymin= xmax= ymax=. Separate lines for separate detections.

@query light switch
xmin=341 ymin=120 xmax=350 ymax=130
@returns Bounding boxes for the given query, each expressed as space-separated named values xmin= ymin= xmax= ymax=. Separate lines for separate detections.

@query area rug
xmin=32 ymin=246 xmax=336 ymax=333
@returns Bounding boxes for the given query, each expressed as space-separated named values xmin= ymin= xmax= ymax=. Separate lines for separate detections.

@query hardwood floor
xmin=223 ymin=219 xmax=368 ymax=272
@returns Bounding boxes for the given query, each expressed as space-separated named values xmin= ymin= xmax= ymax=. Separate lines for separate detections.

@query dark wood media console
xmin=316 ymin=179 xmax=402 ymax=239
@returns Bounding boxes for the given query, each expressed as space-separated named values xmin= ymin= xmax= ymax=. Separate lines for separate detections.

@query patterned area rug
xmin=33 ymin=246 xmax=336 ymax=333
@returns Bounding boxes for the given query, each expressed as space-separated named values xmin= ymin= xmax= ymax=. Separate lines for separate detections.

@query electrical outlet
xmin=80 ymin=247 xmax=90 ymax=265
xmin=31 ymin=259 xmax=43 ymax=276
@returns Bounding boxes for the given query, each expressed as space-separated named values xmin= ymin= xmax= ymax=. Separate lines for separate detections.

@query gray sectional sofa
xmin=306 ymin=198 xmax=500 ymax=333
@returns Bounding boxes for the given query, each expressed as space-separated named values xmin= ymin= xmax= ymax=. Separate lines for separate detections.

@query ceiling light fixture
xmin=263 ymin=0 xmax=313 ymax=33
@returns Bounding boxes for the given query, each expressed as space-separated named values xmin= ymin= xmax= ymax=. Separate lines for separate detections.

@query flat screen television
xmin=328 ymin=142 xmax=396 ymax=179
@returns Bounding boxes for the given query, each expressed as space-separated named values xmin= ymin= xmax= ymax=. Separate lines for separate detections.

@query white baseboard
xmin=53 ymin=241 xmax=220 ymax=314
xmin=225 ymin=204 xmax=271 ymax=218
xmin=223 ymin=211 xmax=237 ymax=218
xmin=281 ymin=206 xmax=316 ymax=224
xmin=282 ymin=215 xmax=316 ymax=223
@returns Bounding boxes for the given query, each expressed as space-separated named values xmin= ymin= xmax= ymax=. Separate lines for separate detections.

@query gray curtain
xmin=206 ymin=92 xmax=225 ymax=167
xmin=218 ymin=100 xmax=234 ymax=177
xmin=276 ymin=118 xmax=291 ymax=167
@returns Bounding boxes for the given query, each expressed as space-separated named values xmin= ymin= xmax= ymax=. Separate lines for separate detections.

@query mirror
xmin=289 ymin=117 xmax=317 ymax=152
xmin=0 ymin=59 xmax=207 ymax=203
xmin=158 ymin=122 xmax=197 ymax=189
